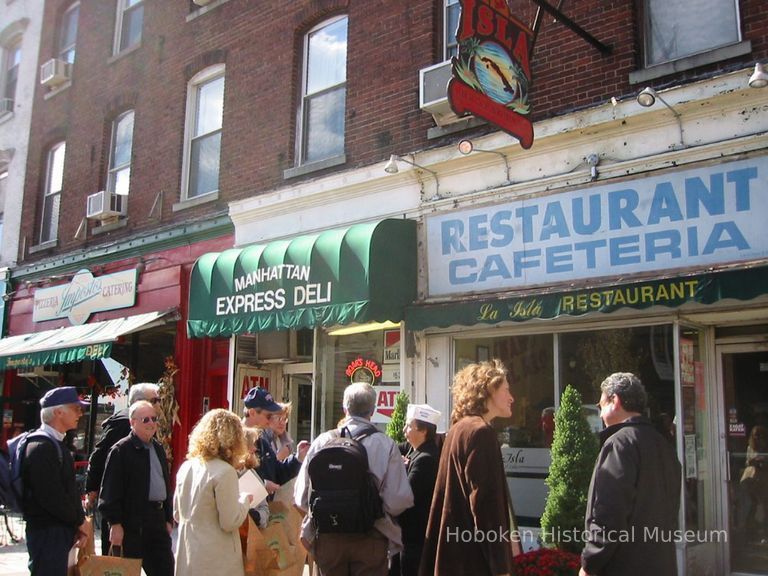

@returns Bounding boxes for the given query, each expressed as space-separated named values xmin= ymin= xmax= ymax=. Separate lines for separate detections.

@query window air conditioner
xmin=0 ymin=98 xmax=13 ymax=114
xmin=86 ymin=190 xmax=121 ymax=220
xmin=419 ymin=60 xmax=460 ymax=127
xmin=40 ymin=58 xmax=70 ymax=87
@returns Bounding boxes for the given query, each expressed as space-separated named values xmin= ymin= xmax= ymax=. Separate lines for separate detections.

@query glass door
xmin=718 ymin=344 xmax=768 ymax=575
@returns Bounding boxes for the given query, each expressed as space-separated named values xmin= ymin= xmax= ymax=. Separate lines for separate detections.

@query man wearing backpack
xmin=294 ymin=382 xmax=414 ymax=576
xmin=23 ymin=386 xmax=91 ymax=576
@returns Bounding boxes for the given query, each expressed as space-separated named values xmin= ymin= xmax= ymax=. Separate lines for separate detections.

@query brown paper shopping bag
xmin=244 ymin=516 xmax=278 ymax=576
xmin=78 ymin=546 xmax=142 ymax=576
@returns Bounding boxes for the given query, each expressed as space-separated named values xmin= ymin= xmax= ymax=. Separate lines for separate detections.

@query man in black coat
xmin=22 ymin=387 xmax=91 ymax=576
xmin=99 ymin=400 xmax=174 ymax=576
xmin=581 ymin=373 xmax=682 ymax=576
xmin=85 ymin=383 xmax=159 ymax=554
xmin=394 ymin=404 xmax=441 ymax=576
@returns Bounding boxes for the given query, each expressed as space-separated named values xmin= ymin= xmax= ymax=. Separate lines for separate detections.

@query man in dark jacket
xmin=242 ymin=387 xmax=309 ymax=494
xmin=85 ymin=382 xmax=159 ymax=553
xmin=581 ymin=372 xmax=682 ymax=576
xmin=394 ymin=404 xmax=441 ymax=576
xmin=99 ymin=400 xmax=174 ymax=576
xmin=23 ymin=387 xmax=90 ymax=576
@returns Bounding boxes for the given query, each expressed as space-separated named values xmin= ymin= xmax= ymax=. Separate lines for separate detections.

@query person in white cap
xmin=392 ymin=404 xmax=441 ymax=576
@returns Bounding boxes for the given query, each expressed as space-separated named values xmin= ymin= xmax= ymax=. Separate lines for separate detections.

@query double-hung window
xmin=183 ymin=65 xmax=224 ymax=200
xmin=40 ymin=143 xmax=65 ymax=244
xmin=3 ymin=40 xmax=20 ymax=110
xmin=298 ymin=16 xmax=347 ymax=166
xmin=107 ymin=110 xmax=134 ymax=210
xmin=59 ymin=2 xmax=80 ymax=64
xmin=114 ymin=0 xmax=143 ymax=54
xmin=445 ymin=0 xmax=460 ymax=60
xmin=642 ymin=0 xmax=741 ymax=67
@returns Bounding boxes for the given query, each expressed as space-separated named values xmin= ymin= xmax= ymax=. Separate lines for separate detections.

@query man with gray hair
xmin=85 ymin=382 xmax=160 ymax=553
xmin=294 ymin=382 xmax=414 ymax=576
xmin=580 ymin=373 xmax=681 ymax=576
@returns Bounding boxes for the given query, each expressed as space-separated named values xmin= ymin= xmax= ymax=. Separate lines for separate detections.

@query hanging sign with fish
xmin=449 ymin=0 xmax=534 ymax=148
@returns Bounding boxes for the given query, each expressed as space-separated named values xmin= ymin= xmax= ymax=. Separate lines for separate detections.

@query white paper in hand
xmin=238 ymin=469 xmax=269 ymax=508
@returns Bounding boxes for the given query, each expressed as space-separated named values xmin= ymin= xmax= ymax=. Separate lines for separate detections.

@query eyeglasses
xmin=148 ymin=397 xmax=161 ymax=405
xmin=136 ymin=415 xmax=159 ymax=424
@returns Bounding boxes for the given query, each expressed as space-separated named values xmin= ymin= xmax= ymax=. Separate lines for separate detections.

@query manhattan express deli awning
xmin=187 ymin=219 xmax=417 ymax=338
xmin=0 ymin=309 xmax=176 ymax=370
xmin=405 ymin=265 xmax=768 ymax=330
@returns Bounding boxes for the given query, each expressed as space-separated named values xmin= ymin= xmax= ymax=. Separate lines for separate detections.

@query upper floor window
xmin=107 ymin=111 xmax=134 ymax=205
xmin=643 ymin=0 xmax=740 ymax=67
xmin=298 ymin=16 xmax=347 ymax=166
xmin=40 ymin=142 xmax=65 ymax=244
xmin=59 ymin=2 xmax=80 ymax=64
xmin=183 ymin=65 xmax=224 ymax=200
xmin=445 ymin=0 xmax=460 ymax=60
xmin=3 ymin=39 xmax=21 ymax=106
xmin=114 ymin=0 xmax=143 ymax=54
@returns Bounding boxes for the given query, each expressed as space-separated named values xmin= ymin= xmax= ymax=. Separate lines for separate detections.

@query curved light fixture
xmin=749 ymin=63 xmax=768 ymax=89
xmin=637 ymin=86 xmax=657 ymax=107
xmin=383 ymin=154 xmax=441 ymax=199
xmin=456 ymin=139 xmax=510 ymax=181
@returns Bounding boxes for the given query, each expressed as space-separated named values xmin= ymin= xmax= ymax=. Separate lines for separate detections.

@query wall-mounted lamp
xmin=384 ymin=154 xmax=441 ymax=200
xmin=586 ymin=154 xmax=600 ymax=181
xmin=636 ymin=87 xmax=684 ymax=147
xmin=457 ymin=139 xmax=511 ymax=182
xmin=749 ymin=63 xmax=768 ymax=89
xmin=1 ymin=291 xmax=16 ymax=303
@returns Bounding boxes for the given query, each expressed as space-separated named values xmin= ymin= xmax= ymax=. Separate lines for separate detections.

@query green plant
xmin=540 ymin=385 xmax=599 ymax=553
xmin=385 ymin=392 xmax=410 ymax=443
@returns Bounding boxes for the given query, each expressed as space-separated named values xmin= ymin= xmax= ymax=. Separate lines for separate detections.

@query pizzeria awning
xmin=405 ymin=265 xmax=768 ymax=330
xmin=0 ymin=309 xmax=176 ymax=370
xmin=187 ymin=219 xmax=417 ymax=338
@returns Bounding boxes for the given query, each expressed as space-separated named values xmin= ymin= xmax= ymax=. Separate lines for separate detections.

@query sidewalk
xmin=0 ymin=541 xmax=28 ymax=576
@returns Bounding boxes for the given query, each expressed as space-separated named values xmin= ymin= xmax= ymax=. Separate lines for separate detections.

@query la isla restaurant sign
xmin=449 ymin=0 xmax=533 ymax=148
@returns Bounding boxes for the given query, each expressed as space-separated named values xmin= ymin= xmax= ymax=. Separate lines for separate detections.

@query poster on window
xmin=680 ymin=338 xmax=695 ymax=387
xmin=372 ymin=385 xmax=401 ymax=424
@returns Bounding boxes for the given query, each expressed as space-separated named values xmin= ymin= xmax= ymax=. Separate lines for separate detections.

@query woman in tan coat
xmin=419 ymin=359 xmax=516 ymax=576
xmin=174 ymin=409 xmax=253 ymax=576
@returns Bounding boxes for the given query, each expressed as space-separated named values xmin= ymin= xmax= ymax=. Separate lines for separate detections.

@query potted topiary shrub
xmin=386 ymin=391 xmax=410 ymax=443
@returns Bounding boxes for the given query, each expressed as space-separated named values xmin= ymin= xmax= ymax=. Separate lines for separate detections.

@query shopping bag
xmin=244 ymin=515 xmax=278 ymax=576
xmin=78 ymin=546 xmax=142 ymax=576
xmin=67 ymin=517 xmax=96 ymax=576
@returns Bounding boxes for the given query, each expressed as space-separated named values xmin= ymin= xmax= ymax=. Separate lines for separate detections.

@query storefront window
xmin=316 ymin=326 xmax=402 ymax=436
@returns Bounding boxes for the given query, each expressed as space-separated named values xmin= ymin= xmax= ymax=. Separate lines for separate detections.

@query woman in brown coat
xmin=419 ymin=359 xmax=516 ymax=576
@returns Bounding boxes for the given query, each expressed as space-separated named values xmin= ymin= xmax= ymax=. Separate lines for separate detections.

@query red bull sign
xmin=449 ymin=0 xmax=534 ymax=148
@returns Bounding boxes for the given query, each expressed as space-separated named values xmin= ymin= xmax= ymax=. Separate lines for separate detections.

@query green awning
xmin=187 ymin=219 xmax=417 ymax=338
xmin=0 ymin=309 xmax=175 ymax=370
xmin=405 ymin=265 xmax=768 ymax=330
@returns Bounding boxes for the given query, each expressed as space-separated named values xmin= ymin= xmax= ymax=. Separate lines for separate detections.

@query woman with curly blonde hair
xmin=174 ymin=409 xmax=253 ymax=576
xmin=420 ymin=359 xmax=516 ymax=576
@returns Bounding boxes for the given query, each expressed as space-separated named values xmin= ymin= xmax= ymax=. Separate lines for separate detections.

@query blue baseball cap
xmin=40 ymin=386 xmax=89 ymax=409
xmin=243 ymin=387 xmax=282 ymax=412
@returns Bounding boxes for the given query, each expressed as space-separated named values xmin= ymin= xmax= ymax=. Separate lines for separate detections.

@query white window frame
xmin=296 ymin=15 xmax=347 ymax=167
xmin=58 ymin=2 xmax=80 ymax=64
xmin=40 ymin=142 xmax=66 ymax=245
xmin=113 ymin=0 xmax=144 ymax=55
xmin=107 ymin=110 xmax=134 ymax=212
xmin=641 ymin=0 xmax=742 ymax=68
xmin=444 ymin=0 xmax=460 ymax=60
xmin=180 ymin=64 xmax=225 ymax=202
xmin=2 ymin=38 xmax=21 ymax=107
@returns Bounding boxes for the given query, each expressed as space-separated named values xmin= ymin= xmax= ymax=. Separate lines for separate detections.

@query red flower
xmin=512 ymin=548 xmax=581 ymax=576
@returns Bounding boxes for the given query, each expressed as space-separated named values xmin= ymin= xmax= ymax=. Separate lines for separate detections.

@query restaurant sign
xmin=33 ymin=268 xmax=138 ymax=325
xmin=427 ymin=157 xmax=766 ymax=297
xmin=449 ymin=0 xmax=533 ymax=148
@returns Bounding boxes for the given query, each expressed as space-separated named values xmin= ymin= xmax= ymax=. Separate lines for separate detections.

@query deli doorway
xmin=718 ymin=342 xmax=768 ymax=575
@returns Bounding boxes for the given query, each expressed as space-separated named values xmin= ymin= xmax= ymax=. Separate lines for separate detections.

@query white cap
xmin=406 ymin=404 xmax=441 ymax=426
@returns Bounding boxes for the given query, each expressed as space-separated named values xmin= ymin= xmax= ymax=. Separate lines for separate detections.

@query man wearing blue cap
xmin=242 ymin=387 xmax=309 ymax=495
xmin=23 ymin=386 xmax=91 ymax=575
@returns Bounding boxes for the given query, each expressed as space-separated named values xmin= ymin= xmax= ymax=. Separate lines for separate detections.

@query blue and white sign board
xmin=427 ymin=157 xmax=767 ymax=297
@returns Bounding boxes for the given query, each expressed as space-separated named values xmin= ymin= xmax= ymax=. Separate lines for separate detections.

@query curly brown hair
xmin=243 ymin=426 xmax=262 ymax=469
xmin=186 ymin=409 xmax=248 ymax=468
xmin=450 ymin=359 xmax=508 ymax=424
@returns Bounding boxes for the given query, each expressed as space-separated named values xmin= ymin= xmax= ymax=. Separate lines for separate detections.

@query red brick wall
xmin=21 ymin=0 xmax=768 ymax=262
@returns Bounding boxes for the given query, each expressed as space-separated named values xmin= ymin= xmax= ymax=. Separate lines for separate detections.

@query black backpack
xmin=307 ymin=423 xmax=384 ymax=534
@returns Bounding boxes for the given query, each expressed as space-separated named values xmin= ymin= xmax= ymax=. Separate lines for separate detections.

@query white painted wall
xmin=0 ymin=0 xmax=44 ymax=268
